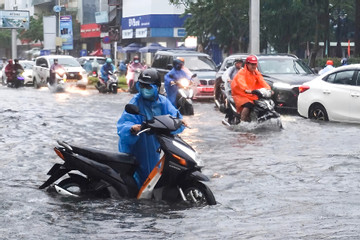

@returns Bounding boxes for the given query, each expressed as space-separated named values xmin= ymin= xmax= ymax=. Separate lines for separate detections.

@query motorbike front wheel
xmin=111 ymin=84 xmax=118 ymax=94
xmin=182 ymin=181 xmax=216 ymax=206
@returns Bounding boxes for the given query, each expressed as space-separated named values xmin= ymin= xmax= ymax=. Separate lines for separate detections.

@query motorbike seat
xmin=70 ymin=145 xmax=136 ymax=166
xmin=70 ymin=145 xmax=137 ymax=175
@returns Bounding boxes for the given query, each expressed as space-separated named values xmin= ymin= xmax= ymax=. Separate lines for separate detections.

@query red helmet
xmin=246 ymin=55 xmax=258 ymax=64
xmin=326 ymin=60 xmax=333 ymax=66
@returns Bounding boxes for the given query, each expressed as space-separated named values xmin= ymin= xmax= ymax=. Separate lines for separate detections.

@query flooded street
xmin=1 ymin=86 xmax=360 ymax=239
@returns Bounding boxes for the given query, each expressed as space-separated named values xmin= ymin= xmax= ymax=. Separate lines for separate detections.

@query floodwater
xmin=1 ymin=86 xmax=360 ymax=240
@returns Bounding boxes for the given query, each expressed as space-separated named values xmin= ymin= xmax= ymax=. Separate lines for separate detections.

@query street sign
xmin=53 ymin=5 xmax=61 ymax=13
xmin=102 ymin=36 xmax=110 ymax=44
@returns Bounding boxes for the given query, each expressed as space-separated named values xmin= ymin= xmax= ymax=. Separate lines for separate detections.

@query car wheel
xmin=309 ymin=104 xmax=329 ymax=121
xmin=33 ymin=77 xmax=39 ymax=89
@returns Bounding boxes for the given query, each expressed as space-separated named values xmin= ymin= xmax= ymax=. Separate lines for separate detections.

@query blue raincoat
xmin=164 ymin=68 xmax=190 ymax=107
xmin=117 ymin=88 xmax=184 ymax=188
xmin=100 ymin=63 xmax=116 ymax=82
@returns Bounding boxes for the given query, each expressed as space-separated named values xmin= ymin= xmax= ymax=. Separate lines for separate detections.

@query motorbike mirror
xmin=191 ymin=74 xmax=197 ymax=78
xmin=166 ymin=64 xmax=173 ymax=70
xmin=125 ymin=104 xmax=140 ymax=115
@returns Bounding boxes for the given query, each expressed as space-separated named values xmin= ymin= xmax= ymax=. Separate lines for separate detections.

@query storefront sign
xmin=80 ymin=23 xmax=101 ymax=38
xmin=135 ymin=28 xmax=147 ymax=38
xmin=122 ymin=29 xmax=133 ymax=39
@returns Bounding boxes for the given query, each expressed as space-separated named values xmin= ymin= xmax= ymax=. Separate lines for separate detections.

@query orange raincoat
xmin=231 ymin=65 xmax=270 ymax=113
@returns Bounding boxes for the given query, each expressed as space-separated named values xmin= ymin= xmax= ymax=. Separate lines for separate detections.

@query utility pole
xmin=12 ymin=3 xmax=18 ymax=59
xmin=249 ymin=0 xmax=260 ymax=54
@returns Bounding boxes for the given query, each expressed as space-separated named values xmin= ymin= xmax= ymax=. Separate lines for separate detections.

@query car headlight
xmin=273 ymin=82 xmax=292 ymax=89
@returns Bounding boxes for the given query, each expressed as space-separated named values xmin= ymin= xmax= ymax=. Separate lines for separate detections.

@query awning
xmin=120 ymin=43 xmax=143 ymax=53
xmin=139 ymin=42 xmax=168 ymax=53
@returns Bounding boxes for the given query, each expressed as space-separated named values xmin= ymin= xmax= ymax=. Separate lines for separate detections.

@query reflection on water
xmin=1 ymin=87 xmax=360 ymax=239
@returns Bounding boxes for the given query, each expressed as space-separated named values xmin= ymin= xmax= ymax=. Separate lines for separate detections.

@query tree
xmin=170 ymin=0 xmax=249 ymax=54
xmin=18 ymin=15 xmax=43 ymax=45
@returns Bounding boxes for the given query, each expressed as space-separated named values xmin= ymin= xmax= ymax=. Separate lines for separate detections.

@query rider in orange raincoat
xmin=231 ymin=55 xmax=271 ymax=122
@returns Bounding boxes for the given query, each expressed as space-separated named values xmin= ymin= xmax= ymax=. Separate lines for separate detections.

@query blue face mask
xmin=134 ymin=60 xmax=139 ymax=63
xmin=139 ymin=84 xmax=158 ymax=101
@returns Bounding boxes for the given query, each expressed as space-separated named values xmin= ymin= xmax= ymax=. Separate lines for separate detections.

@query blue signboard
xmin=103 ymin=49 xmax=111 ymax=55
xmin=60 ymin=15 xmax=73 ymax=50
xmin=80 ymin=49 xmax=87 ymax=56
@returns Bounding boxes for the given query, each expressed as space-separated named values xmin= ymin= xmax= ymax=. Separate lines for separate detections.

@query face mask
xmin=134 ymin=60 xmax=139 ymax=63
xmin=175 ymin=64 xmax=182 ymax=70
xmin=140 ymin=84 xmax=158 ymax=101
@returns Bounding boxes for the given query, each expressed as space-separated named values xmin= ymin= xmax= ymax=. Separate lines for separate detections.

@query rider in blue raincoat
xmin=164 ymin=58 xmax=191 ymax=107
xmin=100 ymin=58 xmax=116 ymax=83
xmin=117 ymin=68 xmax=186 ymax=188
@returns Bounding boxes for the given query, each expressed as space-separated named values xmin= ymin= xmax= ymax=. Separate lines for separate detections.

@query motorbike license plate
xmin=65 ymin=79 xmax=78 ymax=83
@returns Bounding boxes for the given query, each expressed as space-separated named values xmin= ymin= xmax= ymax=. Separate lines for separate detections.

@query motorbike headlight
xmin=172 ymin=141 xmax=204 ymax=167
xmin=56 ymin=68 xmax=66 ymax=76
xmin=178 ymin=78 xmax=190 ymax=87
xmin=273 ymin=82 xmax=292 ymax=89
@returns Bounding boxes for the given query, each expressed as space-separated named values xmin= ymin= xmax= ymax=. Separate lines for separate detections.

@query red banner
xmin=80 ymin=23 xmax=101 ymax=38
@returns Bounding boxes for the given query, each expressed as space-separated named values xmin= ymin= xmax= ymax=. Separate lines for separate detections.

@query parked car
xmin=1 ymin=60 xmax=34 ymax=86
xmin=151 ymin=50 xmax=217 ymax=99
xmin=214 ymin=53 xmax=317 ymax=111
xmin=298 ymin=64 xmax=360 ymax=123
xmin=33 ymin=55 xmax=88 ymax=89
xmin=24 ymin=48 xmax=41 ymax=59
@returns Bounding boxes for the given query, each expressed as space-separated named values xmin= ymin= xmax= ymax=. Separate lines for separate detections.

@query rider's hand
xmin=170 ymin=81 xmax=175 ymax=85
xmin=130 ymin=124 xmax=142 ymax=135
xmin=181 ymin=120 xmax=189 ymax=128
xmin=245 ymin=89 xmax=252 ymax=94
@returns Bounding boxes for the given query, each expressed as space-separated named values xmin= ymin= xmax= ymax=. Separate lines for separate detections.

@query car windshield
xmin=182 ymin=56 xmax=217 ymax=71
xmin=51 ymin=58 xmax=81 ymax=67
xmin=258 ymin=58 xmax=313 ymax=74
xmin=20 ymin=61 xmax=34 ymax=69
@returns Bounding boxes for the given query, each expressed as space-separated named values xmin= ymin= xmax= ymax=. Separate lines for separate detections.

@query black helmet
xmin=138 ymin=68 xmax=161 ymax=87
xmin=234 ymin=58 xmax=243 ymax=64
xmin=173 ymin=58 xmax=184 ymax=70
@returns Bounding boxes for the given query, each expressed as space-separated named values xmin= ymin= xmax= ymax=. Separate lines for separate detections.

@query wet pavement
xmin=1 ymin=85 xmax=360 ymax=239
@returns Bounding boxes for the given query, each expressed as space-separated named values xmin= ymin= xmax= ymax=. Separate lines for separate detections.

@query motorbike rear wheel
xmin=183 ymin=181 xmax=216 ymax=206
xmin=57 ymin=174 xmax=89 ymax=196
xmin=214 ymin=78 xmax=226 ymax=113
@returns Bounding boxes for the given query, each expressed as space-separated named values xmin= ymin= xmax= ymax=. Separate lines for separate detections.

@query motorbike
xmin=39 ymin=104 xmax=216 ymax=206
xmin=7 ymin=69 xmax=24 ymax=88
xmin=172 ymin=74 xmax=197 ymax=116
xmin=47 ymin=66 xmax=67 ymax=92
xmin=126 ymin=67 xmax=143 ymax=94
xmin=222 ymin=88 xmax=282 ymax=128
xmin=96 ymin=70 xmax=119 ymax=94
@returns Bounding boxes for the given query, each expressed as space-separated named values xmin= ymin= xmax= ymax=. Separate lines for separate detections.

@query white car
xmin=1 ymin=60 xmax=35 ymax=86
xmin=298 ymin=64 xmax=360 ymax=123
xmin=33 ymin=55 xmax=88 ymax=89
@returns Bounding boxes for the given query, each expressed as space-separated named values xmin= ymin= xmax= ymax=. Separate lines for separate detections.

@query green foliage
xmin=0 ymin=29 xmax=11 ymax=48
xmin=18 ymin=15 xmax=43 ymax=43
xmin=170 ymin=0 xmax=359 ymax=58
